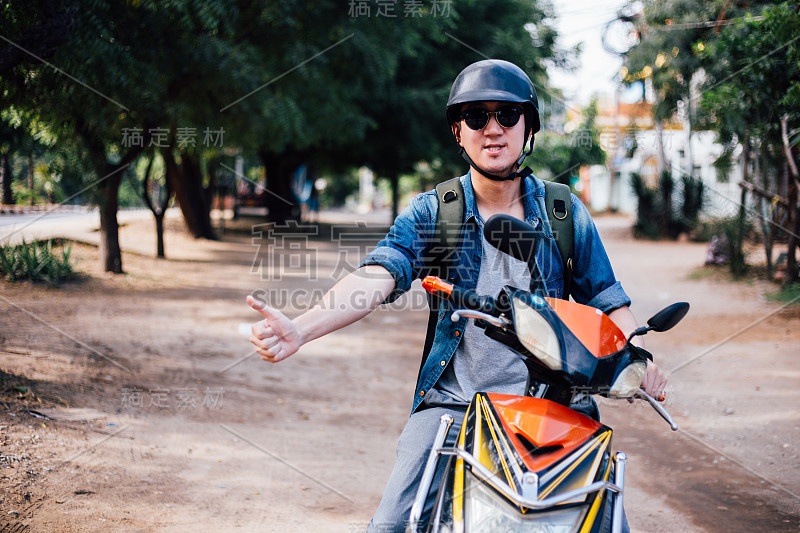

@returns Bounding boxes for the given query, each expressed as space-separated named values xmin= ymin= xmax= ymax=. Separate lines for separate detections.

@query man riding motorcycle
xmin=248 ymin=59 xmax=667 ymax=532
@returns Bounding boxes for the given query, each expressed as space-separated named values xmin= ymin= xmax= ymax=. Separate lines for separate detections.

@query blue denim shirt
xmin=360 ymin=172 xmax=631 ymax=413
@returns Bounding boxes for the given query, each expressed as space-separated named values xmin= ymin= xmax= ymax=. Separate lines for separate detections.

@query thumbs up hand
xmin=247 ymin=295 xmax=303 ymax=363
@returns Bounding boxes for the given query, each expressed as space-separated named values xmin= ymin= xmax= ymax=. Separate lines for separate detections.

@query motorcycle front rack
xmin=437 ymin=447 xmax=624 ymax=509
xmin=408 ymin=414 xmax=628 ymax=533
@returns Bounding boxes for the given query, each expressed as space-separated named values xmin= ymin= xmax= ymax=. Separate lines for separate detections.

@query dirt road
xmin=0 ymin=212 xmax=798 ymax=532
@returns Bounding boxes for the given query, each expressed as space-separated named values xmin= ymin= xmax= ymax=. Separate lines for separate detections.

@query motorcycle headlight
xmin=464 ymin=471 xmax=586 ymax=533
xmin=513 ymin=298 xmax=562 ymax=371
xmin=608 ymin=361 xmax=646 ymax=398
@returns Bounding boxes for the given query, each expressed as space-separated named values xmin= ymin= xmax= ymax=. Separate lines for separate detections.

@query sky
xmin=546 ymin=0 xmax=642 ymax=106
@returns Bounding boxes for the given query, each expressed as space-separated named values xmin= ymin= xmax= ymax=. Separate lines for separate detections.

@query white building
xmin=584 ymin=97 xmax=742 ymax=219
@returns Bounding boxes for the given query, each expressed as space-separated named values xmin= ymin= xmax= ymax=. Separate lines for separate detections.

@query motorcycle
xmin=408 ymin=214 xmax=688 ymax=533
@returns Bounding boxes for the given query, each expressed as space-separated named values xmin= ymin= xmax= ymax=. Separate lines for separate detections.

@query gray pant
xmin=366 ymin=405 xmax=630 ymax=533
xmin=367 ymin=406 xmax=465 ymax=533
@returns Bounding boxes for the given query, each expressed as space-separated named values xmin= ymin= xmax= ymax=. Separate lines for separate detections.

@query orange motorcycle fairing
xmin=456 ymin=393 xmax=613 ymax=512
xmin=543 ymin=297 xmax=627 ymax=358
xmin=487 ymin=393 xmax=606 ymax=475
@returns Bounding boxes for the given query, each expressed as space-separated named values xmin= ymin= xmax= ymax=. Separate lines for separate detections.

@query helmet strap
xmin=458 ymin=134 xmax=534 ymax=182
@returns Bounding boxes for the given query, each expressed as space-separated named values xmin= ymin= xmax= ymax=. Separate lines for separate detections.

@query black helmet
xmin=446 ymin=59 xmax=541 ymax=139
xmin=446 ymin=59 xmax=540 ymax=181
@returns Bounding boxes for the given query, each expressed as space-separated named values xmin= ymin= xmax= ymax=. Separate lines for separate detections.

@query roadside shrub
xmin=767 ymin=282 xmax=800 ymax=307
xmin=694 ymin=216 xmax=750 ymax=276
xmin=631 ymin=173 xmax=653 ymax=238
xmin=0 ymin=239 xmax=74 ymax=284
xmin=631 ymin=172 xmax=670 ymax=239
xmin=677 ymin=176 xmax=704 ymax=232
xmin=632 ymin=171 xmax=704 ymax=239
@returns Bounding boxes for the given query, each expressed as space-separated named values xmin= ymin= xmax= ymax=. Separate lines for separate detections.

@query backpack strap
xmin=543 ymin=180 xmax=574 ymax=300
xmin=435 ymin=178 xmax=465 ymax=260
xmin=418 ymin=177 xmax=464 ymax=382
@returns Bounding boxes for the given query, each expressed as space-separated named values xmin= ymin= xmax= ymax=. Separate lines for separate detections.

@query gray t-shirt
xmin=425 ymin=229 xmax=531 ymax=406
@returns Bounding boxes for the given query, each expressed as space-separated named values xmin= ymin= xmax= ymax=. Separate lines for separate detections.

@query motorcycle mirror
xmin=484 ymin=214 xmax=539 ymax=263
xmin=627 ymin=302 xmax=690 ymax=343
xmin=646 ymin=302 xmax=690 ymax=332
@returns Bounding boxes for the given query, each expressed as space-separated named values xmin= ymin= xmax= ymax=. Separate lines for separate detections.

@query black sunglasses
xmin=460 ymin=105 xmax=524 ymax=130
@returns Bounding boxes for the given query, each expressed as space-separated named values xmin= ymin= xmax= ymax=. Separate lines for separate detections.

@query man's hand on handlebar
xmin=247 ymin=295 xmax=302 ymax=363
xmin=641 ymin=360 xmax=667 ymax=401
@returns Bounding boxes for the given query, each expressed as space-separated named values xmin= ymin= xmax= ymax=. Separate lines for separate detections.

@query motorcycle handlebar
xmin=422 ymin=276 xmax=499 ymax=316
xmin=635 ymin=388 xmax=678 ymax=431
xmin=423 ymin=277 xmax=678 ymax=429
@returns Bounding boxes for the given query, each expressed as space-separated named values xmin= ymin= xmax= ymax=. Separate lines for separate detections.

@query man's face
xmin=453 ymin=101 xmax=527 ymax=176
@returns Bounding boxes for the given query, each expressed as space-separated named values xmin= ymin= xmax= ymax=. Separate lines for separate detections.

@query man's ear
xmin=451 ymin=123 xmax=462 ymax=145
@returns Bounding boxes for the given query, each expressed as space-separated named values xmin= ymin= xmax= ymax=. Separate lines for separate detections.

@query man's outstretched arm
xmin=248 ymin=265 xmax=395 ymax=363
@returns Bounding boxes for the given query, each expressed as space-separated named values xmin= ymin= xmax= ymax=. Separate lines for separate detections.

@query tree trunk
xmin=98 ymin=173 xmax=123 ymax=273
xmin=659 ymin=170 xmax=673 ymax=237
xmin=786 ymin=179 xmax=799 ymax=286
xmin=205 ymin=158 xmax=215 ymax=218
xmin=155 ymin=213 xmax=165 ymax=258
xmin=685 ymin=97 xmax=694 ymax=179
xmin=74 ymin=120 xmax=142 ymax=272
xmin=390 ymin=172 xmax=399 ymax=221
xmin=164 ymin=149 xmax=215 ymax=239
xmin=0 ymin=152 xmax=12 ymax=205
xmin=754 ymin=148 xmax=773 ymax=277
xmin=655 ymin=119 xmax=667 ymax=175
xmin=27 ymin=152 xmax=34 ymax=205
xmin=142 ymin=155 xmax=172 ymax=258
xmin=781 ymin=114 xmax=800 ymax=285
xmin=260 ymin=150 xmax=301 ymax=225
xmin=734 ymin=133 xmax=750 ymax=276
xmin=95 ymin=148 xmax=144 ymax=273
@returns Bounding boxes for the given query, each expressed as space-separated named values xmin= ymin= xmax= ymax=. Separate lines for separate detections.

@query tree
xmin=1 ymin=2 xmax=161 ymax=270
xmin=699 ymin=3 xmax=800 ymax=280
xmin=135 ymin=153 xmax=172 ymax=258
xmin=216 ymin=3 xmax=413 ymax=224
xmin=221 ymin=0 xmax=565 ymax=223
xmin=354 ymin=0 xmax=564 ymax=219
xmin=0 ymin=116 xmax=26 ymax=204
xmin=2 ymin=0 xmax=571 ymax=271
xmin=0 ymin=0 xmax=75 ymax=75
xmin=527 ymin=99 xmax=606 ymax=187
xmin=1 ymin=0 xmax=241 ymax=268
xmin=623 ymin=0 xmax=774 ymax=175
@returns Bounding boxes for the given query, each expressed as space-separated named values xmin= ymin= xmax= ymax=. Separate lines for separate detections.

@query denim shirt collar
xmin=460 ymin=169 xmax=543 ymax=231
xmin=461 ymin=169 xmax=478 ymax=223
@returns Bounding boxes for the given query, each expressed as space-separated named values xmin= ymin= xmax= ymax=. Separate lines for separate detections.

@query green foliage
xmin=631 ymin=170 xmax=704 ymax=239
xmin=678 ymin=175 xmax=704 ymax=228
xmin=528 ymin=99 xmax=606 ymax=186
xmin=712 ymin=148 xmax=734 ymax=183
xmin=624 ymin=0 xmax=775 ymax=125
xmin=0 ymin=239 xmax=74 ymax=284
xmin=319 ymin=0 xmax=566 ymax=193
xmin=766 ymin=283 xmax=800 ymax=307
xmin=631 ymin=172 xmax=666 ymax=239
xmin=11 ymin=183 xmax=38 ymax=205
xmin=711 ymin=216 xmax=752 ymax=277
xmin=320 ymin=170 xmax=359 ymax=207
xmin=699 ymin=3 xmax=800 ymax=149
xmin=2 ymin=0 xmax=569 ymax=245
xmin=696 ymin=3 xmax=800 ymax=281
xmin=118 ymin=169 xmax=147 ymax=208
